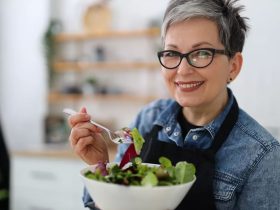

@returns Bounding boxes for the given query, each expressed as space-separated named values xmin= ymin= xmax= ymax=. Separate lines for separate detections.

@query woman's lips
xmin=175 ymin=81 xmax=204 ymax=92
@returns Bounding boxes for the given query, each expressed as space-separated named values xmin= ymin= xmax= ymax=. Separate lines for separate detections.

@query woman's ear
xmin=228 ymin=52 xmax=243 ymax=82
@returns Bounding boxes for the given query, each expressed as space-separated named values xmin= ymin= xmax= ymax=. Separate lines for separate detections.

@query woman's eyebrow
xmin=165 ymin=44 xmax=178 ymax=49
xmin=192 ymin=42 xmax=213 ymax=48
xmin=165 ymin=42 xmax=214 ymax=50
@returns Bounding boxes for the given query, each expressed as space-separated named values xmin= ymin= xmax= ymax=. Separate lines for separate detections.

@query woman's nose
xmin=177 ymin=57 xmax=195 ymax=74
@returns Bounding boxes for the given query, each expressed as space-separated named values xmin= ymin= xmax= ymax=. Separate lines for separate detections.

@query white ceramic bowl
xmin=80 ymin=163 xmax=196 ymax=210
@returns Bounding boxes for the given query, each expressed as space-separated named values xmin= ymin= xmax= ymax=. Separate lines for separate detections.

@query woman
xmin=68 ymin=0 xmax=280 ymax=209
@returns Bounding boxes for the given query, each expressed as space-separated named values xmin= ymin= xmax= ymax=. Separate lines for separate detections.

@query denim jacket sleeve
xmin=82 ymin=187 xmax=100 ymax=210
xmin=235 ymin=144 xmax=280 ymax=209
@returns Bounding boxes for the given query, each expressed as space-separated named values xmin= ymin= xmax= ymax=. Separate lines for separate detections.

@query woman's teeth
xmin=177 ymin=82 xmax=203 ymax=88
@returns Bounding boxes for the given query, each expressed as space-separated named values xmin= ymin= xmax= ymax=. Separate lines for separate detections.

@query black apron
xmin=140 ymin=99 xmax=239 ymax=210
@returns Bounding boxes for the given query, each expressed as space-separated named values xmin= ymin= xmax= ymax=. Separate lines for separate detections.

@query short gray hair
xmin=162 ymin=0 xmax=249 ymax=57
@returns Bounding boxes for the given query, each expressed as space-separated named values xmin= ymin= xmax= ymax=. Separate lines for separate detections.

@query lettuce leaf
xmin=131 ymin=128 xmax=145 ymax=155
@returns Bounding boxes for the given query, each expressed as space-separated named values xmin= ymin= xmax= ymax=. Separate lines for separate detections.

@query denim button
xmin=174 ymin=132 xmax=180 ymax=136
xmin=192 ymin=135 xmax=198 ymax=141
xmin=166 ymin=127 xmax=171 ymax=131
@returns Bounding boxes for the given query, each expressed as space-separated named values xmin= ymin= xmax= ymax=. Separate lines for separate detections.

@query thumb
xmin=79 ymin=106 xmax=87 ymax=114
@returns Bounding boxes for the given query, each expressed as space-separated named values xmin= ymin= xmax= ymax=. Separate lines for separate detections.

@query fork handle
xmin=89 ymin=120 xmax=109 ymax=132
xmin=63 ymin=108 xmax=109 ymax=132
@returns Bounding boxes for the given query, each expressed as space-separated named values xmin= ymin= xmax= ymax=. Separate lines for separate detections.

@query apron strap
xmin=209 ymin=97 xmax=239 ymax=153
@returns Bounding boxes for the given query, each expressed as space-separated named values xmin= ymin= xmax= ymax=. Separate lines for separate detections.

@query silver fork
xmin=63 ymin=108 xmax=132 ymax=144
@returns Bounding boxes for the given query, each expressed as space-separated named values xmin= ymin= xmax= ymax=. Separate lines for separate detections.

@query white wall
xmin=0 ymin=0 xmax=280 ymax=150
xmin=0 ymin=2 xmax=3 ymax=112
xmin=0 ymin=0 xmax=49 ymax=149
xmin=232 ymin=0 xmax=280 ymax=136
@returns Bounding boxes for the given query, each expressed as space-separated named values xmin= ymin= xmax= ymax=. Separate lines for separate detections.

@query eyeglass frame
xmin=157 ymin=48 xmax=229 ymax=69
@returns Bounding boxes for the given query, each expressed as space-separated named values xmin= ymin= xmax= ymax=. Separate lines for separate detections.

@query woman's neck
xmin=182 ymin=91 xmax=229 ymax=126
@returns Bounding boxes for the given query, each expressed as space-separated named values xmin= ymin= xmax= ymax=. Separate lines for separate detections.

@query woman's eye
xmin=164 ymin=51 xmax=178 ymax=57
xmin=194 ymin=50 xmax=212 ymax=58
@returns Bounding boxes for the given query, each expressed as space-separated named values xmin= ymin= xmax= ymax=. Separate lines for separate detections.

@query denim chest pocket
xmin=213 ymin=173 xmax=241 ymax=202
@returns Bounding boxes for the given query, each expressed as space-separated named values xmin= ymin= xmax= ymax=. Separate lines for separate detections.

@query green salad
xmin=85 ymin=157 xmax=195 ymax=187
xmin=84 ymin=127 xmax=195 ymax=186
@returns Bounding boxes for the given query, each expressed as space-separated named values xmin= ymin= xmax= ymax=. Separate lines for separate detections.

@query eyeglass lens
xmin=159 ymin=49 xmax=215 ymax=69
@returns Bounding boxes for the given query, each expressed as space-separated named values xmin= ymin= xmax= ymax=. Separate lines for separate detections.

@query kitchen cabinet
xmin=46 ymin=28 xmax=163 ymax=143
xmin=10 ymin=150 xmax=95 ymax=210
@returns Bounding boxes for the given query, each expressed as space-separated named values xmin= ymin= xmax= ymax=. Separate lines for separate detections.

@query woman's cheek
xmin=162 ymin=71 xmax=176 ymax=96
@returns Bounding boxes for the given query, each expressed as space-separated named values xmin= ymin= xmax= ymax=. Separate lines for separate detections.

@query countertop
xmin=11 ymin=144 xmax=117 ymax=161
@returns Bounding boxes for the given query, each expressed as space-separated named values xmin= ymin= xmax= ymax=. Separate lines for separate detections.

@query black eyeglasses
xmin=157 ymin=48 xmax=228 ymax=69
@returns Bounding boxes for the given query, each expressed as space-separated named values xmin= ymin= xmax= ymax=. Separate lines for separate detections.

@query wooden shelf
xmin=48 ymin=92 xmax=158 ymax=103
xmin=48 ymin=28 xmax=161 ymax=131
xmin=54 ymin=28 xmax=160 ymax=42
xmin=52 ymin=61 xmax=160 ymax=72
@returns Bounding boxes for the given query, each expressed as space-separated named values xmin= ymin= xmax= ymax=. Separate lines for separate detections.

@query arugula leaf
xmin=130 ymin=128 xmax=145 ymax=155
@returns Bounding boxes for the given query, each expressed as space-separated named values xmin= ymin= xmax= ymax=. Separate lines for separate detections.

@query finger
xmin=77 ymin=107 xmax=102 ymax=132
xmin=74 ymin=121 xmax=103 ymax=134
xmin=70 ymin=127 xmax=93 ymax=147
xmin=70 ymin=123 xmax=103 ymax=146
xmin=68 ymin=113 xmax=90 ymax=127
xmin=72 ymin=135 xmax=94 ymax=152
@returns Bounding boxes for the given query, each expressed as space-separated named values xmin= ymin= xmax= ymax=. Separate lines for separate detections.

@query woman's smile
xmin=175 ymin=81 xmax=204 ymax=92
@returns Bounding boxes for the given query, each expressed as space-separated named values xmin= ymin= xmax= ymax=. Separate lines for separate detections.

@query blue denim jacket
xmin=84 ymin=89 xmax=280 ymax=210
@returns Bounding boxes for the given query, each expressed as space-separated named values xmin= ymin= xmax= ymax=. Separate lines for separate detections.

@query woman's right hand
xmin=68 ymin=107 xmax=109 ymax=165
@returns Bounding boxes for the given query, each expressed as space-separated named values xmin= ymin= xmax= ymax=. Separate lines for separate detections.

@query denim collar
xmin=154 ymin=88 xmax=235 ymax=140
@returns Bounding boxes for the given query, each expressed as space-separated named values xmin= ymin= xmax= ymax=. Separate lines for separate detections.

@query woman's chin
xmin=175 ymin=96 xmax=201 ymax=108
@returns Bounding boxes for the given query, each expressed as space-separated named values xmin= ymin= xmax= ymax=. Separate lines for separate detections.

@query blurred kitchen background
xmin=0 ymin=0 xmax=279 ymax=209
